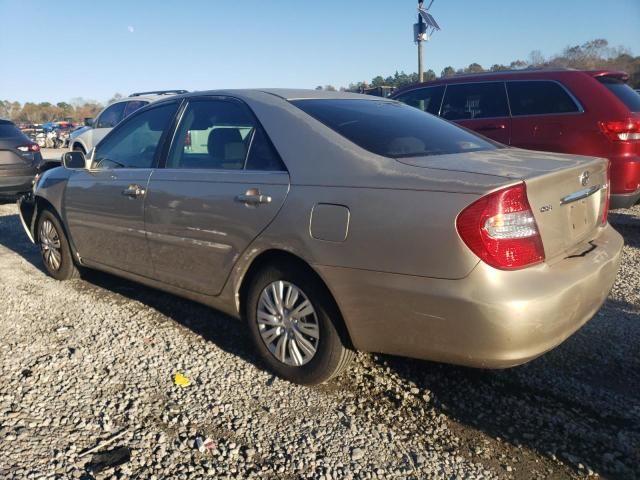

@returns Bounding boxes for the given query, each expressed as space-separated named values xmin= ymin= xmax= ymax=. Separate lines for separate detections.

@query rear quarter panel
xmin=254 ymin=185 xmax=482 ymax=280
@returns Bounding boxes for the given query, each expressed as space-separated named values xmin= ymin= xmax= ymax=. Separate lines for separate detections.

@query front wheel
xmin=246 ymin=264 xmax=354 ymax=385
xmin=37 ymin=210 xmax=80 ymax=281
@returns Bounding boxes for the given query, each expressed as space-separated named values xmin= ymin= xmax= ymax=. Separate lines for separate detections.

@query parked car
xmin=392 ymin=69 xmax=640 ymax=209
xmin=69 ymin=90 xmax=187 ymax=154
xmin=18 ymin=90 xmax=622 ymax=384
xmin=0 ymin=119 xmax=44 ymax=196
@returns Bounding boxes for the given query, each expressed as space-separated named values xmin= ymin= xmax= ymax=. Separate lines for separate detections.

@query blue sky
xmin=1 ymin=0 xmax=638 ymax=103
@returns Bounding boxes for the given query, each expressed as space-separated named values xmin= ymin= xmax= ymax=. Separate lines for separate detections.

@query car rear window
xmin=597 ymin=77 xmax=640 ymax=112
xmin=0 ymin=123 xmax=27 ymax=139
xmin=507 ymin=81 xmax=580 ymax=116
xmin=291 ymin=99 xmax=498 ymax=158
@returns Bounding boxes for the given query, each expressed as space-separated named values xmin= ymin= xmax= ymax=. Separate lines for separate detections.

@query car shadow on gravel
xmin=77 ymin=268 xmax=270 ymax=373
xmin=0 ymin=213 xmax=44 ymax=266
xmin=610 ymin=212 xmax=640 ymax=249
xmin=376 ymin=297 xmax=640 ymax=479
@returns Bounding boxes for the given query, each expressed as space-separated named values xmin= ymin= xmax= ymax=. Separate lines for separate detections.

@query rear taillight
xmin=17 ymin=144 xmax=40 ymax=153
xmin=598 ymin=118 xmax=640 ymax=142
xmin=456 ymin=183 xmax=545 ymax=270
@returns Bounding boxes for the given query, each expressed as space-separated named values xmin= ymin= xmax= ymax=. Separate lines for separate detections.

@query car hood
xmin=70 ymin=126 xmax=91 ymax=139
xmin=395 ymin=147 xmax=601 ymax=180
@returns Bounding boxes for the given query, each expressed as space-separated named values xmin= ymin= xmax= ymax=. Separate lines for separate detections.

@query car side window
xmin=95 ymin=102 xmax=127 ymax=129
xmin=92 ymin=103 xmax=178 ymax=170
xmin=507 ymin=81 xmax=580 ymax=116
xmin=394 ymin=85 xmax=445 ymax=115
xmin=441 ymin=83 xmax=509 ymax=120
xmin=167 ymin=99 xmax=285 ymax=171
xmin=123 ymin=100 xmax=148 ymax=118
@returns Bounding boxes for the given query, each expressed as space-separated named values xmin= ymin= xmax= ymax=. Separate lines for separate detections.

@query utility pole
xmin=417 ymin=0 xmax=425 ymax=82
xmin=413 ymin=0 xmax=440 ymax=83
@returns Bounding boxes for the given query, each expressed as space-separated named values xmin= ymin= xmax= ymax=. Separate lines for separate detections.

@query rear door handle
xmin=476 ymin=124 xmax=507 ymax=132
xmin=235 ymin=189 xmax=272 ymax=206
xmin=122 ymin=184 xmax=146 ymax=199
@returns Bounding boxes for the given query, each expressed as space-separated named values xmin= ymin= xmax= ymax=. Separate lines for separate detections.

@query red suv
xmin=392 ymin=70 xmax=640 ymax=209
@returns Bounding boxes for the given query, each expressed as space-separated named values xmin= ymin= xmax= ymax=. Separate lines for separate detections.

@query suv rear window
xmin=441 ymin=82 xmax=509 ymax=121
xmin=0 ymin=122 xmax=27 ymax=139
xmin=291 ymin=99 xmax=497 ymax=158
xmin=393 ymin=85 xmax=445 ymax=115
xmin=597 ymin=77 xmax=640 ymax=112
xmin=507 ymin=81 xmax=580 ymax=116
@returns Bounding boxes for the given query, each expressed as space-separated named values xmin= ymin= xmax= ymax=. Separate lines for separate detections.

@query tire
xmin=72 ymin=144 xmax=86 ymax=154
xmin=36 ymin=209 xmax=80 ymax=281
xmin=246 ymin=264 xmax=354 ymax=385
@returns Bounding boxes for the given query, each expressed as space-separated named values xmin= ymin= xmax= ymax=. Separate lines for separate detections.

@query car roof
xmin=151 ymin=88 xmax=388 ymax=104
xmin=0 ymin=119 xmax=15 ymax=125
xmin=392 ymin=69 xmax=630 ymax=95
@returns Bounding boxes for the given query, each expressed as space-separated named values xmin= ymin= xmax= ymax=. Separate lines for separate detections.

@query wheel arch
xmin=237 ymin=249 xmax=355 ymax=350
xmin=32 ymin=196 xmax=80 ymax=264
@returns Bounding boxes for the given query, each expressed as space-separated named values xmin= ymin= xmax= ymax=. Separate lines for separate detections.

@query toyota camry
xmin=18 ymin=89 xmax=622 ymax=384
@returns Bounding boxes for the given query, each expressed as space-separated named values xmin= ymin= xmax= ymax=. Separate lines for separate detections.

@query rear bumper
xmin=318 ymin=224 xmax=623 ymax=368
xmin=610 ymin=189 xmax=640 ymax=209
xmin=0 ymin=167 xmax=37 ymax=195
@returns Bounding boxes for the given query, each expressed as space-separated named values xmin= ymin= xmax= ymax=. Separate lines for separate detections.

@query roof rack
xmin=129 ymin=90 xmax=188 ymax=97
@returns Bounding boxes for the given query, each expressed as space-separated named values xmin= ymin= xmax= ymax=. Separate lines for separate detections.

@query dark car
xmin=0 ymin=120 xmax=44 ymax=196
xmin=392 ymin=69 xmax=640 ymax=209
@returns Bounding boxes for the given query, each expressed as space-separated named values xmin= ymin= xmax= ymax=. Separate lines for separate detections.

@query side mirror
xmin=84 ymin=117 xmax=94 ymax=127
xmin=62 ymin=151 xmax=86 ymax=169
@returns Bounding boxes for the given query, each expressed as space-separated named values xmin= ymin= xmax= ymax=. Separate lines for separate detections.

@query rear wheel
xmin=246 ymin=264 xmax=354 ymax=385
xmin=37 ymin=209 xmax=79 ymax=281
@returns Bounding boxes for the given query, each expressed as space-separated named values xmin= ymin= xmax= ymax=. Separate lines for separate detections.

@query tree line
xmin=0 ymin=94 xmax=126 ymax=125
xmin=342 ymin=39 xmax=640 ymax=91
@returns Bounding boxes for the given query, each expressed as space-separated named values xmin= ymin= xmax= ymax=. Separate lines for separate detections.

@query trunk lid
xmin=398 ymin=148 xmax=609 ymax=261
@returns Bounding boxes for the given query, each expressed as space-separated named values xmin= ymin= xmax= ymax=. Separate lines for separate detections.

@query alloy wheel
xmin=256 ymin=281 xmax=320 ymax=366
xmin=39 ymin=219 xmax=62 ymax=271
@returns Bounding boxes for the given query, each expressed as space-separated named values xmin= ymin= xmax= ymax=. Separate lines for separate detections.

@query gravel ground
xmin=0 ymin=201 xmax=638 ymax=480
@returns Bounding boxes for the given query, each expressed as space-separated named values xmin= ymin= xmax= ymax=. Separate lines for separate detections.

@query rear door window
xmin=167 ymin=99 xmax=285 ymax=171
xmin=597 ymin=77 xmax=640 ymax=112
xmin=123 ymin=100 xmax=148 ymax=118
xmin=394 ymin=85 xmax=445 ymax=115
xmin=507 ymin=81 xmax=580 ymax=116
xmin=292 ymin=99 xmax=497 ymax=158
xmin=95 ymin=102 xmax=127 ymax=128
xmin=441 ymin=83 xmax=509 ymax=120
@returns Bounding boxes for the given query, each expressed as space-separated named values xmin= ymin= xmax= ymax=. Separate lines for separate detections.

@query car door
xmin=144 ymin=97 xmax=290 ymax=296
xmin=440 ymin=82 xmax=511 ymax=144
xmin=506 ymin=80 xmax=583 ymax=153
xmin=64 ymin=102 xmax=179 ymax=276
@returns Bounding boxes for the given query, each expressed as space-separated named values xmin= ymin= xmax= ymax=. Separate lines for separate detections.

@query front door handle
xmin=235 ymin=188 xmax=272 ymax=206
xmin=122 ymin=184 xmax=146 ymax=199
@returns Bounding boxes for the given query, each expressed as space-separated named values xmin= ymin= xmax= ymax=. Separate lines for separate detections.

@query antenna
xmin=413 ymin=0 xmax=441 ymax=82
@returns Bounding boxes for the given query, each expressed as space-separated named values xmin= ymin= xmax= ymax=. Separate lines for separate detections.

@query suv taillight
xmin=456 ymin=183 xmax=545 ymax=270
xmin=598 ymin=118 xmax=640 ymax=142
xmin=17 ymin=144 xmax=40 ymax=153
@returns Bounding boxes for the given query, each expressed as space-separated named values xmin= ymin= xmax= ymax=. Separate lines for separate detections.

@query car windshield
xmin=598 ymin=77 xmax=640 ymax=112
xmin=291 ymin=99 xmax=498 ymax=158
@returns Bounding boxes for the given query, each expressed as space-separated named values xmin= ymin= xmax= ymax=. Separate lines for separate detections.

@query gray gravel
xmin=0 ymin=200 xmax=638 ymax=479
